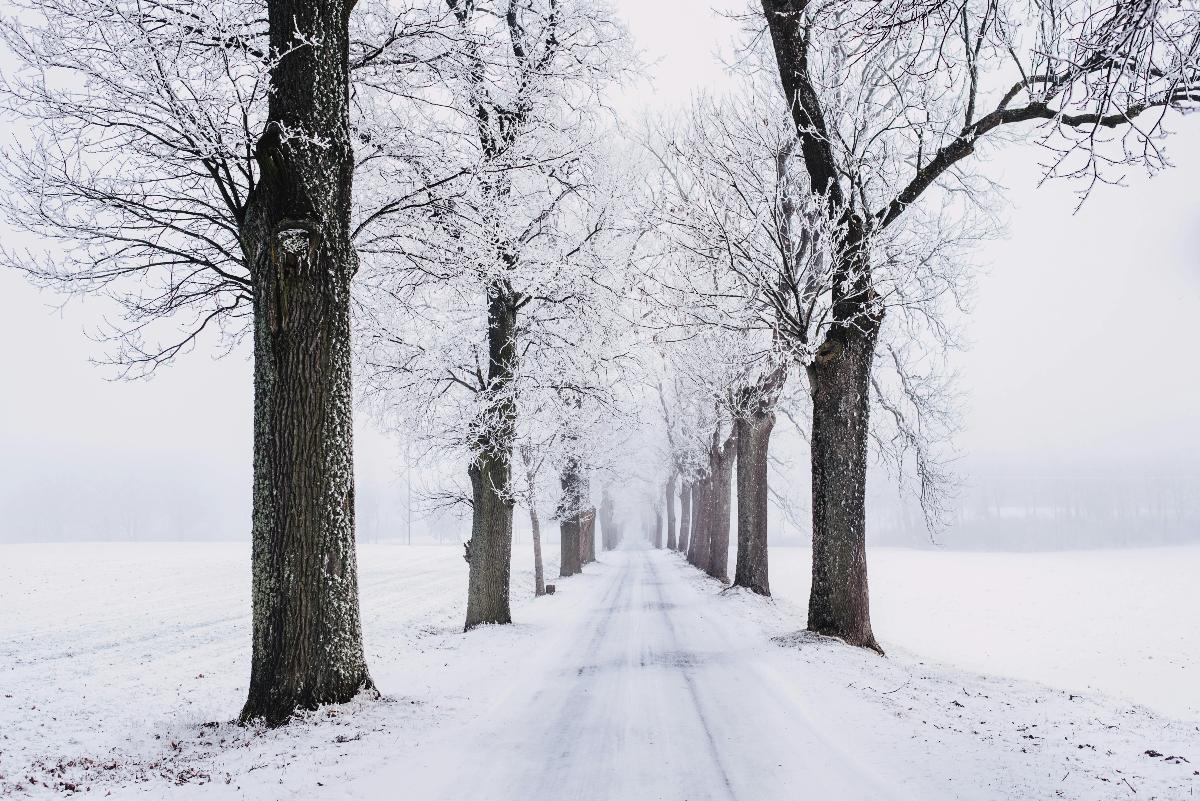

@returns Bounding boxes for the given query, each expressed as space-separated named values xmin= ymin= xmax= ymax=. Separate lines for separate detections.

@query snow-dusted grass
xmin=1 ymin=540 xmax=1198 ymax=799
xmin=766 ymin=545 xmax=1200 ymax=720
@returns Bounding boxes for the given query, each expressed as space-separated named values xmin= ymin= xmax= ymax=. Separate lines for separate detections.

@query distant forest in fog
xmin=4 ymin=455 xmax=1195 ymax=550
xmin=868 ymin=471 xmax=1200 ymax=550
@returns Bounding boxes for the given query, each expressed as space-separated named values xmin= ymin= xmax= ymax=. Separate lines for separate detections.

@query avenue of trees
xmin=1 ymin=0 xmax=1196 ymax=723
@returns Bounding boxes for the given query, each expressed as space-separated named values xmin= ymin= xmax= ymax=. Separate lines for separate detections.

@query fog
xmin=1 ymin=0 xmax=1197 ymax=548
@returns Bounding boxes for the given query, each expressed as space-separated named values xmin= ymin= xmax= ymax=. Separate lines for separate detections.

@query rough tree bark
xmin=733 ymin=366 xmax=787 ymax=595
xmin=559 ymin=455 xmax=585 ymax=577
xmin=706 ymin=433 xmax=736 ymax=581
xmin=240 ymin=0 xmax=373 ymax=727
xmin=665 ymin=472 xmax=678 ymax=550
xmin=733 ymin=411 xmax=774 ymax=595
xmin=519 ymin=445 xmax=546 ymax=597
xmin=559 ymin=514 xmax=581 ymax=576
xmin=464 ymin=288 xmax=518 ymax=629
xmin=678 ymin=482 xmax=692 ymax=554
xmin=805 ymin=324 xmax=883 ymax=652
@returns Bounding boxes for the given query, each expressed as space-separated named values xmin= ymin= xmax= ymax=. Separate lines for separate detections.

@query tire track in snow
xmin=372 ymin=544 xmax=911 ymax=801
xmin=530 ymin=548 xmax=737 ymax=801
xmin=643 ymin=551 xmax=738 ymax=800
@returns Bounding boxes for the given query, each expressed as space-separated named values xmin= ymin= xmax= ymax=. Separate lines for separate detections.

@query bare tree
xmin=647 ymin=335 xmax=743 ymax=579
xmin=643 ymin=93 xmax=808 ymax=592
xmin=750 ymin=0 xmax=1199 ymax=649
xmin=235 ymin=0 xmax=380 ymax=725
xmin=0 ymin=0 xmax=264 ymax=372
xmin=0 ymin=0 xmax=461 ymax=725
xmin=352 ymin=0 xmax=630 ymax=628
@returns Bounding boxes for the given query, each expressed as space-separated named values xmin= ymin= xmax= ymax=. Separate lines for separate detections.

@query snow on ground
xmin=1 ymin=541 xmax=1198 ymax=799
xmin=767 ymin=545 xmax=1200 ymax=720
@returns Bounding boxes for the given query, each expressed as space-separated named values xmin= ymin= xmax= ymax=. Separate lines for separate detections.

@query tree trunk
xmin=760 ymin=0 xmax=882 ymax=652
xmin=665 ymin=473 xmax=678 ymax=550
xmin=678 ymin=482 xmax=692 ymax=554
xmin=706 ymin=436 xmax=736 ymax=581
xmin=732 ymin=364 xmax=785 ymax=595
xmin=463 ymin=287 xmax=518 ymax=630
xmin=559 ymin=456 xmax=584 ymax=577
xmin=240 ymin=0 xmax=372 ymax=727
xmin=805 ymin=327 xmax=882 ymax=652
xmin=530 ymin=505 xmax=545 ymax=596
xmin=686 ymin=483 xmax=699 ymax=563
xmin=559 ymin=514 xmax=581 ymax=577
xmin=689 ymin=477 xmax=709 ymax=568
xmin=583 ymin=504 xmax=597 ymax=563
xmin=733 ymin=410 xmax=774 ymax=595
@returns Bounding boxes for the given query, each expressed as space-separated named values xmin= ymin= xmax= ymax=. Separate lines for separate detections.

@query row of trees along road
xmin=645 ymin=0 xmax=1199 ymax=652
xmin=1 ymin=0 xmax=1196 ymax=722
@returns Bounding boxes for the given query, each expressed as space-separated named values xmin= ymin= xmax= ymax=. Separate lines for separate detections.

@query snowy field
xmin=1 ymin=540 xmax=1198 ymax=799
xmin=770 ymin=545 xmax=1200 ymax=720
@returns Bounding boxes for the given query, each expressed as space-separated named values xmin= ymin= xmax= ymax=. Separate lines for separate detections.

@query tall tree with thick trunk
xmin=0 ymin=0 xmax=464 ymax=726
xmin=240 ymin=0 xmax=374 ymax=724
xmin=756 ymin=0 xmax=881 ymax=651
xmin=447 ymin=0 xmax=544 ymax=628
xmin=803 ymin=321 xmax=879 ymax=647
xmin=438 ymin=0 xmax=629 ymax=625
xmin=464 ymin=286 xmax=519 ymax=628
xmin=752 ymin=0 xmax=1198 ymax=650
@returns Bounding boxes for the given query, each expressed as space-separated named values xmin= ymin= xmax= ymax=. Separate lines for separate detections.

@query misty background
xmin=1 ymin=0 xmax=1197 ymax=548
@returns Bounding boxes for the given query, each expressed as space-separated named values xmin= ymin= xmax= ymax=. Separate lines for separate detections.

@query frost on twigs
xmin=0 ymin=0 xmax=272 ymax=377
xmin=353 ymin=0 xmax=641 ymax=584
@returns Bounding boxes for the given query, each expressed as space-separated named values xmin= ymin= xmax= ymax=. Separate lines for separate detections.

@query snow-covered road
xmin=394 ymin=546 xmax=902 ymax=801
xmin=4 ymin=541 xmax=1199 ymax=799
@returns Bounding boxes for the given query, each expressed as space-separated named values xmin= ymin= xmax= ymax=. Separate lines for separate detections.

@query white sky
xmin=0 ymin=0 xmax=1197 ymax=542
